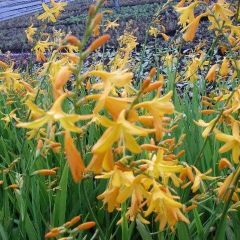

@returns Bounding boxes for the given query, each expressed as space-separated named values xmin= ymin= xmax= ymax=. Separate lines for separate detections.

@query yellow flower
xmin=37 ymin=0 xmax=67 ymax=22
xmin=1 ymin=109 xmax=20 ymax=125
xmin=215 ymin=121 xmax=240 ymax=163
xmin=85 ymin=94 xmax=132 ymax=120
xmin=17 ymin=93 xmax=92 ymax=133
xmin=149 ymin=27 xmax=159 ymax=38
xmin=143 ymin=149 xmax=183 ymax=186
xmin=134 ymin=91 xmax=174 ymax=139
xmin=191 ymin=166 xmax=216 ymax=193
xmin=34 ymin=39 xmax=54 ymax=62
xmin=183 ymin=15 xmax=202 ymax=42
xmin=217 ymin=168 xmax=240 ymax=202
xmin=37 ymin=3 xmax=57 ymax=22
xmin=205 ymin=64 xmax=219 ymax=82
xmin=87 ymin=149 xmax=114 ymax=173
xmin=0 ymin=66 xmax=22 ymax=91
xmin=175 ymin=2 xmax=198 ymax=27
xmin=92 ymin=110 xmax=152 ymax=154
xmin=145 ymin=181 xmax=189 ymax=230
xmin=195 ymin=117 xmax=218 ymax=138
xmin=25 ymin=24 xmax=37 ymax=43
xmin=87 ymin=70 xmax=133 ymax=113
xmin=220 ymin=57 xmax=230 ymax=77
xmin=104 ymin=19 xmax=119 ymax=32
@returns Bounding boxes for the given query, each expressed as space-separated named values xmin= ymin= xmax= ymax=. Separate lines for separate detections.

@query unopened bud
xmin=143 ymin=81 xmax=162 ymax=93
xmin=219 ymin=158 xmax=232 ymax=170
xmin=142 ymin=78 xmax=151 ymax=91
xmin=201 ymin=109 xmax=216 ymax=115
xmin=45 ymin=228 xmax=61 ymax=239
xmin=55 ymin=66 xmax=72 ymax=90
xmin=149 ymin=67 xmax=157 ymax=78
xmin=66 ymin=35 xmax=81 ymax=47
xmin=32 ymin=169 xmax=56 ymax=176
xmin=92 ymin=13 xmax=103 ymax=29
xmin=87 ymin=34 xmax=110 ymax=52
xmin=75 ymin=221 xmax=96 ymax=231
xmin=88 ymin=5 xmax=96 ymax=17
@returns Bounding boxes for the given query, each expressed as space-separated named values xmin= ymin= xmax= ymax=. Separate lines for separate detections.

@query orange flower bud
xmin=37 ymin=139 xmax=44 ymax=151
xmin=64 ymin=132 xmax=86 ymax=182
xmin=186 ymin=167 xmax=194 ymax=182
xmin=88 ymin=5 xmax=96 ymax=17
xmin=33 ymin=169 xmax=56 ymax=176
xmin=149 ymin=67 xmax=157 ymax=78
xmin=143 ymin=81 xmax=162 ymax=93
xmin=0 ymin=180 xmax=4 ymax=185
xmin=201 ymin=109 xmax=216 ymax=115
xmin=55 ymin=66 xmax=72 ymax=90
xmin=50 ymin=142 xmax=61 ymax=149
xmin=142 ymin=78 xmax=151 ymax=90
xmin=7 ymin=184 xmax=18 ymax=189
xmin=92 ymin=13 xmax=103 ymax=28
xmin=160 ymin=33 xmax=170 ymax=41
xmin=141 ymin=144 xmax=159 ymax=151
xmin=201 ymin=100 xmax=213 ymax=107
xmin=219 ymin=158 xmax=232 ymax=170
xmin=45 ymin=228 xmax=61 ymax=239
xmin=75 ymin=221 xmax=96 ymax=231
xmin=184 ymin=204 xmax=197 ymax=212
xmin=205 ymin=64 xmax=219 ymax=82
xmin=70 ymin=215 xmax=81 ymax=225
xmin=87 ymin=34 xmax=110 ymax=52
xmin=66 ymin=35 xmax=81 ymax=47
xmin=139 ymin=164 xmax=148 ymax=171
xmin=176 ymin=150 xmax=185 ymax=158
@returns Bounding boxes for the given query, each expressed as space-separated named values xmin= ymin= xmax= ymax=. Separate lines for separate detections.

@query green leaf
xmin=136 ymin=220 xmax=153 ymax=240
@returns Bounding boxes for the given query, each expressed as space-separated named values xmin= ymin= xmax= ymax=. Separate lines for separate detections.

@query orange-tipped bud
xmin=50 ymin=142 xmax=62 ymax=150
xmin=186 ymin=167 xmax=194 ymax=182
xmin=201 ymin=100 xmax=213 ymax=107
xmin=0 ymin=180 xmax=4 ymax=185
xmin=33 ymin=169 xmax=56 ymax=176
xmin=88 ymin=5 xmax=96 ymax=17
xmin=141 ymin=144 xmax=159 ymax=151
xmin=176 ymin=150 xmax=185 ymax=158
xmin=66 ymin=35 xmax=81 ymax=47
xmin=92 ymin=13 xmax=103 ymax=28
xmin=149 ymin=67 xmax=157 ymax=78
xmin=205 ymin=64 xmax=219 ymax=82
xmin=143 ymin=81 xmax=162 ymax=93
xmin=219 ymin=158 xmax=232 ymax=170
xmin=45 ymin=228 xmax=61 ymax=239
xmin=7 ymin=184 xmax=18 ymax=189
xmin=201 ymin=109 xmax=216 ymax=115
xmin=70 ymin=215 xmax=81 ymax=225
xmin=87 ymin=34 xmax=110 ymax=52
xmin=160 ymin=33 xmax=170 ymax=41
xmin=142 ymin=79 xmax=151 ymax=90
xmin=55 ymin=66 xmax=72 ymax=90
xmin=139 ymin=164 xmax=148 ymax=171
xmin=64 ymin=132 xmax=86 ymax=182
xmin=184 ymin=204 xmax=197 ymax=212
xmin=75 ymin=221 xmax=96 ymax=231
xmin=37 ymin=139 xmax=44 ymax=151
